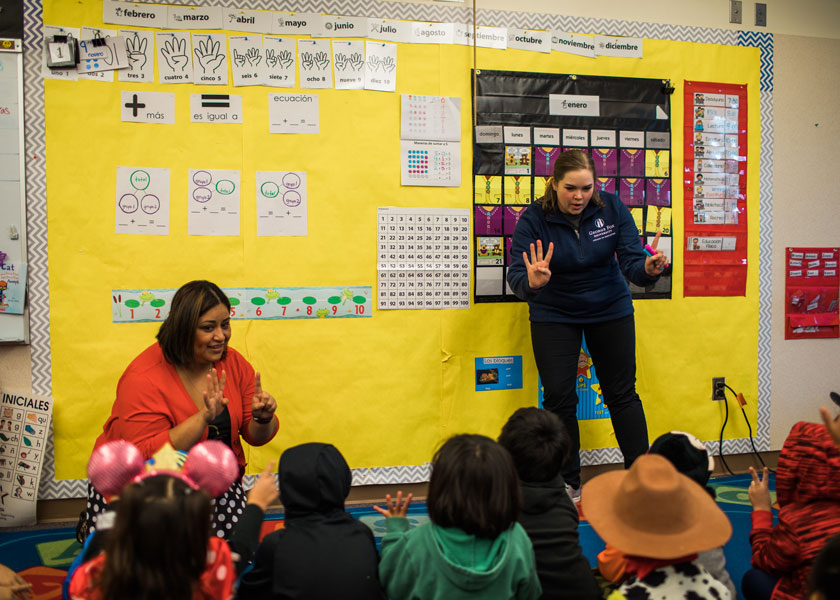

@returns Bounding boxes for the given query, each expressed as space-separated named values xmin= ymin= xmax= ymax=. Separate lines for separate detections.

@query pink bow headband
xmin=87 ymin=440 xmax=239 ymax=498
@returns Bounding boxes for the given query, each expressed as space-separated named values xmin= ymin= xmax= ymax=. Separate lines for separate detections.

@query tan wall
xmin=769 ymin=34 xmax=840 ymax=446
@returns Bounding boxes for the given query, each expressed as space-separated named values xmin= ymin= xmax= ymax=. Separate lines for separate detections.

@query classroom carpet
xmin=0 ymin=473 xmax=771 ymax=599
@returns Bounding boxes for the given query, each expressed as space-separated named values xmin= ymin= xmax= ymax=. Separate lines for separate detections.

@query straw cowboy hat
xmin=582 ymin=454 xmax=732 ymax=559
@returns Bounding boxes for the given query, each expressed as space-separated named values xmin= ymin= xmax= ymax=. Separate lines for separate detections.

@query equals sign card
xmin=190 ymin=93 xmax=243 ymax=124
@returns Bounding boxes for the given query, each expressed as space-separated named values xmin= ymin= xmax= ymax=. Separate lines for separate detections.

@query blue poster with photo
xmin=475 ymin=356 xmax=523 ymax=391
xmin=537 ymin=336 xmax=610 ymax=420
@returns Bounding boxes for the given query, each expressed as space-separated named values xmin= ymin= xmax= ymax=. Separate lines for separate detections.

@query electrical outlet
xmin=712 ymin=377 xmax=726 ymax=400
xmin=729 ymin=0 xmax=743 ymax=24
xmin=755 ymin=3 xmax=767 ymax=26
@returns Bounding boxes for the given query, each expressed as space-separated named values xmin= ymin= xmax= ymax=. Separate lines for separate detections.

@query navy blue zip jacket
xmin=507 ymin=192 xmax=658 ymax=323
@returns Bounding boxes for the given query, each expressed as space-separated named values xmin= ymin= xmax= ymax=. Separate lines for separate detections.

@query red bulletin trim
xmin=683 ymin=81 xmax=748 ymax=297
xmin=784 ymin=247 xmax=840 ymax=340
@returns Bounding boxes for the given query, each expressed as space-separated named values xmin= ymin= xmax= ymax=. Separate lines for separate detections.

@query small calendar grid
xmin=377 ymin=207 xmax=471 ymax=310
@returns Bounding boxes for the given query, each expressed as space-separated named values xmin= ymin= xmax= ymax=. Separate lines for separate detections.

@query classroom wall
xmin=769 ymin=33 xmax=840 ymax=447
xmin=0 ymin=0 xmax=837 ymax=461
xmin=388 ymin=0 xmax=840 ymax=40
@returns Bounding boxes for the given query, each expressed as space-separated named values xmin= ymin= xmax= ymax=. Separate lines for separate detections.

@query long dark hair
xmin=156 ymin=280 xmax=231 ymax=366
xmin=427 ymin=434 xmax=521 ymax=539
xmin=539 ymin=149 xmax=604 ymax=214
xmin=98 ymin=475 xmax=212 ymax=600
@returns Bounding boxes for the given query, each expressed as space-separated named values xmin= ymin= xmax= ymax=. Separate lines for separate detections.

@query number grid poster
xmin=472 ymin=70 xmax=673 ymax=303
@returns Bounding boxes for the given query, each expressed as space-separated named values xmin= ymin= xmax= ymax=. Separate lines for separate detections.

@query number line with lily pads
xmin=112 ymin=287 xmax=372 ymax=322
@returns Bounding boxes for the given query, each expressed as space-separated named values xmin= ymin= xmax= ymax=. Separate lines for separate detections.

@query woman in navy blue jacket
xmin=507 ymin=149 xmax=668 ymax=500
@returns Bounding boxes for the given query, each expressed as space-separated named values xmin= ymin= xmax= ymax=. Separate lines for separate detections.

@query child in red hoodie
xmin=744 ymin=416 xmax=840 ymax=600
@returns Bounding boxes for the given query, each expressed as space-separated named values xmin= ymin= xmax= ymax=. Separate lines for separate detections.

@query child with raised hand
xmin=237 ymin=442 xmax=384 ymax=600
xmin=374 ymin=434 xmax=541 ymax=600
xmin=497 ymin=407 xmax=600 ymax=600
xmin=583 ymin=454 xmax=733 ymax=599
xmin=743 ymin=415 xmax=840 ymax=600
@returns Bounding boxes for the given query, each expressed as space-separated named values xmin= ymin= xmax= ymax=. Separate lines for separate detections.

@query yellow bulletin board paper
xmin=44 ymin=1 xmax=760 ymax=479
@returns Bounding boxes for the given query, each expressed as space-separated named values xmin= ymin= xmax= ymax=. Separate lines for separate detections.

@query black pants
xmin=531 ymin=315 xmax=649 ymax=488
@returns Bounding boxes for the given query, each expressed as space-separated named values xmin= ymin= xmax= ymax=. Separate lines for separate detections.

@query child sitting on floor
xmin=67 ymin=440 xmax=275 ymax=600
xmin=237 ymin=442 xmax=384 ymax=599
xmin=743 ymin=415 xmax=840 ymax=600
xmin=374 ymin=434 xmax=542 ymax=600
xmin=498 ymin=407 xmax=600 ymax=599
xmin=597 ymin=430 xmax=736 ymax=598
xmin=583 ymin=453 xmax=733 ymax=599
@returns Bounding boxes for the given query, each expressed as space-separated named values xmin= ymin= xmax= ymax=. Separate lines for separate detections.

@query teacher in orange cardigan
xmin=79 ymin=280 xmax=279 ymax=541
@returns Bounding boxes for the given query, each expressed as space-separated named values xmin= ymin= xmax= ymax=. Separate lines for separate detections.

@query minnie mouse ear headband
xmin=87 ymin=440 xmax=239 ymax=498
xmin=581 ymin=454 xmax=732 ymax=559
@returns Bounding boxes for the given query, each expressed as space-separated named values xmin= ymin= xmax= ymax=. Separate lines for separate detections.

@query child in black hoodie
xmin=498 ymin=407 xmax=601 ymax=600
xmin=237 ymin=443 xmax=384 ymax=600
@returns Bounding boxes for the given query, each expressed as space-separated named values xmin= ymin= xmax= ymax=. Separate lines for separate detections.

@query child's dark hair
xmin=809 ymin=533 xmax=840 ymax=600
xmin=498 ymin=407 xmax=570 ymax=483
xmin=98 ymin=475 xmax=212 ymax=600
xmin=427 ymin=434 xmax=521 ymax=539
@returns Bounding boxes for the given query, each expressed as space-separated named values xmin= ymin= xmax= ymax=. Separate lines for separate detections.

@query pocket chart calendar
xmin=472 ymin=70 xmax=673 ymax=302
xmin=377 ymin=207 xmax=471 ymax=310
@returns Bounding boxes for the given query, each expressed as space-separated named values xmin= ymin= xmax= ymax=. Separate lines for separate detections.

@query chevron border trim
xmin=28 ymin=0 xmax=774 ymax=496
xmin=738 ymin=31 xmax=774 ymax=91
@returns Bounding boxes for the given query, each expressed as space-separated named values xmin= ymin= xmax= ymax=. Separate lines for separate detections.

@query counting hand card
xmin=119 ymin=30 xmax=155 ymax=82
xmin=364 ymin=41 xmax=397 ymax=92
xmin=332 ymin=40 xmax=365 ymax=90
xmin=0 ymin=390 xmax=53 ymax=526
xmin=298 ymin=39 xmax=332 ymax=89
xmin=263 ymin=36 xmax=296 ymax=88
xmin=191 ymin=33 xmax=229 ymax=85
xmin=156 ymin=31 xmax=194 ymax=83
xmin=377 ymin=207 xmax=471 ymax=310
xmin=229 ymin=35 xmax=266 ymax=86
xmin=187 ymin=169 xmax=241 ymax=236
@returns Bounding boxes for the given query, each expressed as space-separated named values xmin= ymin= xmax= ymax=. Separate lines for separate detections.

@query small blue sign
xmin=475 ymin=355 xmax=523 ymax=391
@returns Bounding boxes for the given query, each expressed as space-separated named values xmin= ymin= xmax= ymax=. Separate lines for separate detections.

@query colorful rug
xmin=0 ymin=473 xmax=772 ymax=599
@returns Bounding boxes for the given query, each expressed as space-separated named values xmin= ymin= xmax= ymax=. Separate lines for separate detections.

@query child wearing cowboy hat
xmin=597 ymin=431 xmax=736 ymax=598
xmin=582 ymin=453 xmax=733 ymax=600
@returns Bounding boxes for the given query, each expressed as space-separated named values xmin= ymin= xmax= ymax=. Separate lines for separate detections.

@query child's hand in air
xmin=748 ymin=466 xmax=772 ymax=512
xmin=246 ymin=462 xmax=279 ymax=511
xmin=373 ymin=490 xmax=413 ymax=518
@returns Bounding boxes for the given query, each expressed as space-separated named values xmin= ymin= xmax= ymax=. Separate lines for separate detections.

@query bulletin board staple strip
xmin=25 ymin=0 xmax=773 ymax=497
